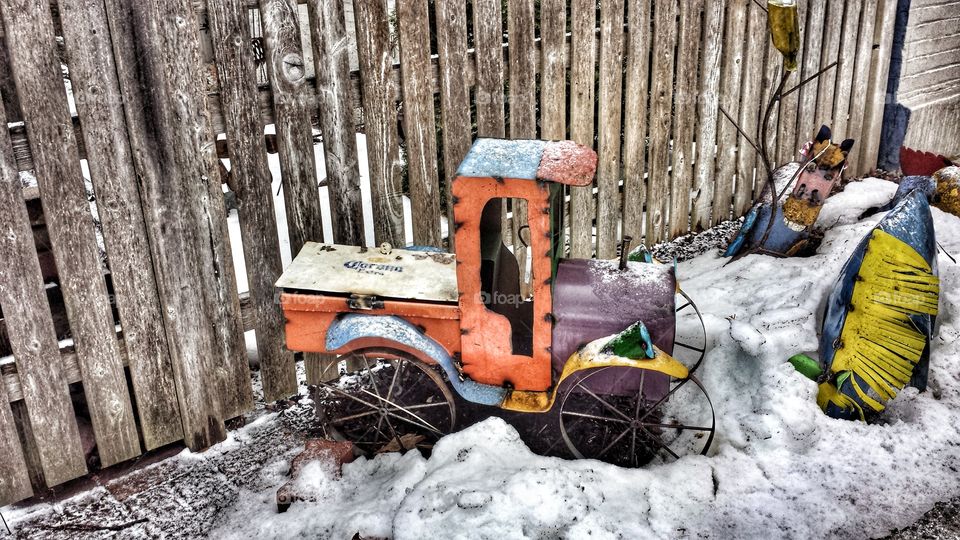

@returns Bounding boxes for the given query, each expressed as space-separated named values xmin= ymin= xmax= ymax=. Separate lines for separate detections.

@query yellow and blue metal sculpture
xmin=794 ymin=189 xmax=940 ymax=421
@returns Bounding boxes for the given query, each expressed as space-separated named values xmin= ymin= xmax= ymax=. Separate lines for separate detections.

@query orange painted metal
xmin=452 ymin=176 xmax=554 ymax=391
xmin=280 ymin=293 xmax=462 ymax=358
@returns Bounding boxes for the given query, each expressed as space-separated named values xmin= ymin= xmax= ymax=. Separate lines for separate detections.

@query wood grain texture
xmin=815 ymin=0 xmax=844 ymax=127
xmin=397 ymin=0 xmax=443 ymax=247
xmin=669 ymin=0 xmax=702 ymax=237
xmin=0 ymin=379 xmax=32 ymax=505
xmin=734 ymin=0 xmax=766 ymax=216
xmin=712 ymin=0 xmax=747 ymax=225
xmin=353 ymin=0 xmax=404 ymax=246
xmin=209 ymin=0 xmax=296 ymax=403
xmin=568 ymin=0 xmax=597 ymax=257
xmin=623 ymin=0 xmax=652 ymax=242
xmin=0 ymin=97 xmax=86 ymax=489
xmin=539 ymin=0 xmax=567 ymax=141
xmin=596 ymin=0 xmax=625 ymax=258
xmin=859 ymin=0 xmax=898 ymax=172
xmin=308 ymin=0 xmax=365 ymax=245
xmin=1 ymin=0 xmax=141 ymax=467
xmin=845 ymin=0 xmax=877 ymax=174
xmin=473 ymin=0 xmax=506 ymax=138
xmin=261 ymin=0 xmax=326 ymax=254
xmin=691 ymin=0 xmax=724 ymax=230
xmin=104 ymin=0 xmax=240 ymax=450
xmin=0 ymin=36 xmax=20 ymax=123
xmin=59 ymin=0 xmax=183 ymax=451
xmin=797 ymin=0 xmax=826 ymax=149
xmin=758 ymin=37 xmax=782 ymax=193
xmin=831 ymin=0 xmax=862 ymax=138
xmin=645 ymin=0 xmax=678 ymax=243
xmin=435 ymin=0 xmax=472 ymax=249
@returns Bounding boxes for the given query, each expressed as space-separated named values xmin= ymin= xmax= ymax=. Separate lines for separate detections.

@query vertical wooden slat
xmin=473 ymin=0 xmax=506 ymax=138
xmin=569 ymin=0 xmax=596 ymax=257
xmin=104 ymin=0 xmax=242 ymax=450
xmin=1 ymin=0 xmax=141 ymax=467
xmin=596 ymin=0 xmax=625 ymax=258
xmin=815 ymin=0 xmax=844 ymax=127
xmin=622 ymin=0 xmax=652 ymax=242
xmin=308 ymin=0 xmax=366 ymax=245
xmin=859 ymin=0 xmax=898 ymax=173
xmin=712 ymin=0 xmax=748 ymax=224
xmin=776 ymin=1 xmax=807 ymax=163
xmin=59 ymin=0 xmax=183 ymax=450
xmin=734 ymin=0 xmax=766 ymax=216
xmin=669 ymin=0 xmax=702 ymax=237
xmin=646 ymin=0 xmax=678 ymax=243
xmin=507 ymin=0 xmax=536 ymax=291
xmin=0 ymin=103 xmax=85 ymax=489
xmin=797 ymin=0 xmax=826 ymax=147
xmin=354 ymin=0 xmax=405 ymax=247
xmin=435 ymin=0 xmax=471 ymax=249
xmin=0 ymin=374 xmax=30 ymax=506
xmin=209 ymin=0 xmax=297 ymax=403
xmin=0 ymin=28 xmax=20 ymax=123
xmin=758 ymin=36 xmax=782 ymax=193
xmin=691 ymin=0 xmax=723 ymax=230
xmin=261 ymin=0 xmax=326 ymax=254
xmin=845 ymin=0 xmax=877 ymax=174
xmin=540 ymin=0 xmax=567 ymax=140
xmin=832 ymin=0 xmax=862 ymax=138
xmin=397 ymin=0 xmax=443 ymax=247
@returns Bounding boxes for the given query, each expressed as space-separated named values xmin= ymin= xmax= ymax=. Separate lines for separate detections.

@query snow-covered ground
xmin=6 ymin=177 xmax=960 ymax=539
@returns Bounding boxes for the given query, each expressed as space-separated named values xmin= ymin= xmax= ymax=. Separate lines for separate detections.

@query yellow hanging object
xmin=825 ymin=230 xmax=939 ymax=414
xmin=934 ymin=166 xmax=960 ymax=217
xmin=768 ymin=0 xmax=801 ymax=71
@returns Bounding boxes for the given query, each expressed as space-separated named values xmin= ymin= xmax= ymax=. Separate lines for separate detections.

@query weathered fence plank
xmin=832 ymin=0 xmax=862 ymax=138
xmin=797 ymin=0 xmax=826 ymax=147
xmin=569 ymin=0 xmax=597 ymax=257
xmin=776 ymin=0 xmax=807 ymax=163
xmin=859 ymin=0 xmax=898 ymax=172
xmin=59 ymin=0 xmax=183 ymax=451
xmin=816 ymin=0 xmax=844 ymax=127
xmin=0 ymin=38 xmax=20 ymax=123
xmin=308 ymin=0 xmax=366 ymax=245
xmin=539 ymin=0 xmax=567 ymax=141
xmin=758 ymin=37 xmax=782 ymax=190
xmin=473 ymin=0 xmax=506 ymax=138
xmin=646 ymin=0 xmax=678 ymax=243
xmin=0 ymin=378 xmax=31 ymax=505
xmin=435 ymin=0 xmax=471 ymax=250
xmin=712 ymin=0 xmax=748 ymax=224
xmin=845 ymin=0 xmax=878 ymax=173
xmin=0 ymin=103 xmax=86 ymax=488
xmin=354 ymin=0 xmax=404 ymax=247
xmin=622 ymin=0 xmax=652 ymax=242
xmin=397 ymin=0 xmax=443 ymax=247
xmin=734 ymin=0 xmax=767 ymax=216
xmin=209 ymin=0 xmax=297 ymax=403
xmin=669 ymin=0 xmax=703 ymax=237
xmin=596 ymin=0 xmax=625 ymax=258
xmin=507 ymin=0 xmax=536 ymax=292
xmin=261 ymin=0 xmax=326 ymax=255
xmin=691 ymin=0 xmax=723 ymax=230
xmin=104 ymin=0 xmax=241 ymax=449
xmin=2 ymin=0 xmax=141 ymax=467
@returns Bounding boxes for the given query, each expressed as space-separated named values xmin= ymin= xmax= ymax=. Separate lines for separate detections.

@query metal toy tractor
xmin=277 ymin=139 xmax=714 ymax=467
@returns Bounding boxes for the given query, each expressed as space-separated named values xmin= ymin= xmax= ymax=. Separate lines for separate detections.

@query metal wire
xmin=1 ymin=509 xmax=11 ymax=535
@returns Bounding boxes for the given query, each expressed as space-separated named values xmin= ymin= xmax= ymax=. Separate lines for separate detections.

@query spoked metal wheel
xmin=314 ymin=348 xmax=456 ymax=456
xmin=674 ymin=287 xmax=707 ymax=374
xmin=559 ymin=368 xmax=715 ymax=467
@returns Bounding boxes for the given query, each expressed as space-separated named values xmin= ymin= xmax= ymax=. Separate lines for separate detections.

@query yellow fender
xmin=500 ymin=345 xmax=689 ymax=413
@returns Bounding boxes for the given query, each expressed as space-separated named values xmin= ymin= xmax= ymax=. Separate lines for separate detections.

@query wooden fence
xmin=0 ymin=0 xmax=898 ymax=505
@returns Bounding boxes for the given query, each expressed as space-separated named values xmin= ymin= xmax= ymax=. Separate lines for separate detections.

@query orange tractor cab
xmin=277 ymin=138 xmax=714 ymax=466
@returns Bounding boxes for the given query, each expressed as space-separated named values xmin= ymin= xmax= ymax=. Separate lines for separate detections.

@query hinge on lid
xmin=348 ymin=294 xmax=384 ymax=310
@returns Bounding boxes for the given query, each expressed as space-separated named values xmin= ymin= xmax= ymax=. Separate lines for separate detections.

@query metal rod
xmin=718 ymin=105 xmax=764 ymax=156
xmin=780 ymin=61 xmax=838 ymax=99
xmin=619 ymin=235 xmax=633 ymax=270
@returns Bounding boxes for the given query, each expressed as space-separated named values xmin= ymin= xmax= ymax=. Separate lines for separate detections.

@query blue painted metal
xmin=818 ymin=189 xmax=938 ymax=375
xmin=456 ymin=138 xmax=547 ymax=180
xmin=879 ymin=175 xmax=937 ymax=212
xmin=723 ymin=205 xmax=759 ymax=257
xmin=724 ymin=203 xmax=807 ymax=257
xmin=404 ymin=245 xmax=446 ymax=253
xmin=325 ymin=313 xmax=509 ymax=406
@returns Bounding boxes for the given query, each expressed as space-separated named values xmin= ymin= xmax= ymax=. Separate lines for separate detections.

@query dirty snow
xmin=6 ymin=178 xmax=960 ymax=539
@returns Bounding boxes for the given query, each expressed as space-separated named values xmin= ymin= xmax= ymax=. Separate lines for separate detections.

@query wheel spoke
xmin=560 ymin=410 xmax=629 ymax=424
xmin=384 ymin=409 xmax=444 ymax=435
xmin=643 ymin=422 xmax=713 ymax=432
xmin=357 ymin=387 xmax=443 ymax=434
xmin=674 ymin=340 xmax=705 ymax=353
xmin=385 ymin=359 xmax=404 ymax=403
xmin=676 ymin=301 xmax=692 ymax=313
xmin=577 ymin=384 xmax=633 ymax=422
xmin=401 ymin=402 xmax=451 ymax=411
xmin=329 ymin=409 xmax=380 ymax=424
xmin=597 ymin=427 xmax=632 ymax=458
xmin=638 ymin=378 xmax=691 ymax=422
xmin=317 ymin=381 xmax=380 ymax=410
xmin=639 ymin=426 xmax=681 ymax=460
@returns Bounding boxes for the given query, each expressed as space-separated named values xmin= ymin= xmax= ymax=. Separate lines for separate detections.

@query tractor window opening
xmin=479 ymin=197 xmax=534 ymax=357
